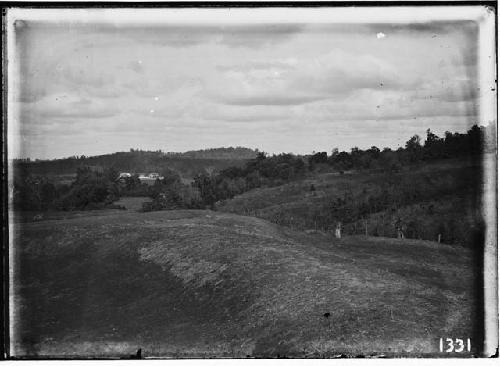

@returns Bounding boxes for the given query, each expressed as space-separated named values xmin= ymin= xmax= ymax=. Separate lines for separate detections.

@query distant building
xmin=116 ymin=172 xmax=132 ymax=184
xmin=138 ymin=173 xmax=164 ymax=186
xmin=116 ymin=172 xmax=164 ymax=186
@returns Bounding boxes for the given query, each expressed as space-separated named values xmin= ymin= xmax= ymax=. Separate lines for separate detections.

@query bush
xmin=13 ymin=166 xmax=121 ymax=211
xmin=142 ymin=201 xmax=154 ymax=212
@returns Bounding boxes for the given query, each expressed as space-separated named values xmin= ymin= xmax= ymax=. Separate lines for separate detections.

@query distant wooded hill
xmin=170 ymin=147 xmax=259 ymax=160
xmin=14 ymin=147 xmax=258 ymax=180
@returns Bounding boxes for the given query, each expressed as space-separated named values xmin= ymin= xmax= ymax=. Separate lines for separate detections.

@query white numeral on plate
xmin=439 ymin=338 xmax=471 ymax=352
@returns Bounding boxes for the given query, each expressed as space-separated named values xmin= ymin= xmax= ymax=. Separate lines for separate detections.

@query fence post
xmin=335 ymin=222 xmax=342 ymax=239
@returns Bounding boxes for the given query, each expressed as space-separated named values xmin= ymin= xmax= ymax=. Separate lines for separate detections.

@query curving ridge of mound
xmin=13 ymin=210 xmax=478 ymax=358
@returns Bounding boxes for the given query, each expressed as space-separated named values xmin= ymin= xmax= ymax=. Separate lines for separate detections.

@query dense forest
xmin=12 ymin=124 xmax=495 ymax=246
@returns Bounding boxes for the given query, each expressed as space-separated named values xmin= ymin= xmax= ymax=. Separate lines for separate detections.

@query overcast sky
xmin=10 ymin=11 xmax=493 ymax=159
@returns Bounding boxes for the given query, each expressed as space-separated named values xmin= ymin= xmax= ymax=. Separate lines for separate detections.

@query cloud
xmin=371 ymin=20 xmax=479 ymax=36
xmin=91 ymin=24 xmax=305 ymax=49
xmin=128 ymin=60 xmax=144 ymax=73
xmin=298 ymin=88 xmax=478 ymax=124
xmin=220 ymin=95 xmax=323 ymax=107
xmin=17 ymin=84 xmax=48 ymax=103
xmin=23 ymin=93 xmax=119 ymax=120
xmin=210 ymin=50 xmax=408 ymax=107
xmin=12 ymin=18 xmax=483 ymax=159
xmin=414 ymin=79 xmax=479 ymax=103
xmin=218 ymin=24 xmax=304 ymax=48
xmin=60 ymin=63 xmax=116 ymax=89
xmin=216 ymin=60 xmax=297 ymax=73
xmin=119 ymin=26 xmax=215 ymax=48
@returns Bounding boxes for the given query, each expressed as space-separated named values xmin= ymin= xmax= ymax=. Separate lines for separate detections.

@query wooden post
xmin=335 ymin=222 xmax=342 ymax=239
xmin=395 ymin=218 xmax=404 ymax=239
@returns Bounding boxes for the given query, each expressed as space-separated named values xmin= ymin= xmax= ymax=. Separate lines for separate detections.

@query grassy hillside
xmin=216 ymin=158 xmax=483 ymax=246
xmin=12 ymin=209 xmax=479 ymax=358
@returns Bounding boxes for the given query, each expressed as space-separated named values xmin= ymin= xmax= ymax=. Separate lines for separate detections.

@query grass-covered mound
xmin=12 ymin=210 xmax=479 ymax=358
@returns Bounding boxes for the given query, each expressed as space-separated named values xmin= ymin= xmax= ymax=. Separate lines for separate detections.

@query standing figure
xmin=335 ymin=221 xmax=342 ymax=239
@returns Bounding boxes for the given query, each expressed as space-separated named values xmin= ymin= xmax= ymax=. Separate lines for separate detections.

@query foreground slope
xmin=12 ymin=210 xmax=479 ymax=357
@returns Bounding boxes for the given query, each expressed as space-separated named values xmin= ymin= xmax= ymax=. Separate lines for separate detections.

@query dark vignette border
xmin=0 ymin=1 xmax=497 ymax=8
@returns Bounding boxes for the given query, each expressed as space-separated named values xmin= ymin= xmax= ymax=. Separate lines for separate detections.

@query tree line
xmin=13 ymin=166 xmax=121 ymax=211
xmin=13 ymin=124 xmax=494 ymax=218
xmin=309 ymin=124 xmax=494 ymax=171
xmin=190 ymin=124 xmax=493 ymax=208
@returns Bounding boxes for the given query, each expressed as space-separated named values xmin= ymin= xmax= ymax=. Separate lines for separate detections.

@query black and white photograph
xmin=3 ymin=3 xmax=498 ymax=359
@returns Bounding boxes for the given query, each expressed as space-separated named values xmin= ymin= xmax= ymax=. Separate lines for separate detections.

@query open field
xmin=12 ymin=197 xmax=150 ymax=223
xmin=12 ymin=209 xmax=480 ymax=358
